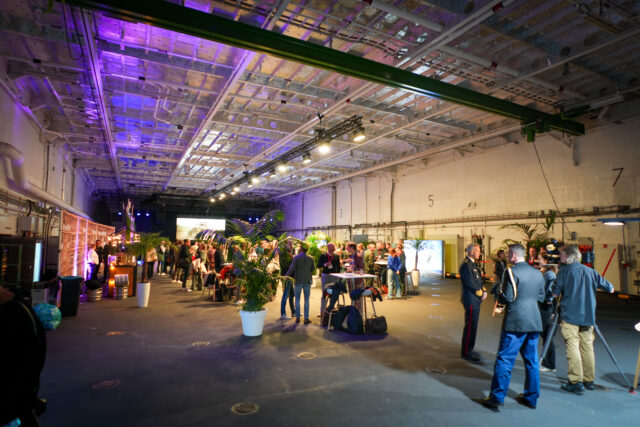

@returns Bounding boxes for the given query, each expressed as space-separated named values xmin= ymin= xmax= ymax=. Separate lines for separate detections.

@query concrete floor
xmin=39 ymin=275 xmax=639 ymax=427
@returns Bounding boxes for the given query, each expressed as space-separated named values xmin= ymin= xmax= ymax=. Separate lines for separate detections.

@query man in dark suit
xmin=460 ymin=243 xmax=486 ymax=362
xmin=285 ymin=244 xmax=316 ymax=325
xmin=482 ymin=244 xmax=545 ymax=412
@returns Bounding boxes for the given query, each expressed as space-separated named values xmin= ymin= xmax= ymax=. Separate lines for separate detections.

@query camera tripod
xmin=540 ymin=301 xmax=635 ymax=393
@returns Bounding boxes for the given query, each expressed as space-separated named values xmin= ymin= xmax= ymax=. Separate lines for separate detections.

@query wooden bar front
xmin=109 ymin=264 xmax=137 ymax=297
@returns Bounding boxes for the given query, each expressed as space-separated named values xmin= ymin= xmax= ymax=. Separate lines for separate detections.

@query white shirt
xmin=88 ymin=248 xmax=99 ymax=265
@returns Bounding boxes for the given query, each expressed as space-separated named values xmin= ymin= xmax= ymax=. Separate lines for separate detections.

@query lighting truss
xmin=208 ymin=115 xmax=363 ymax=198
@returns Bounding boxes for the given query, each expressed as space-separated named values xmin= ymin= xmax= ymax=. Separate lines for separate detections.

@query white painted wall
xmin=279 ymin=118 xmax=640 ymax=292
xmin=0 ymin=85 xmax=93 ymax=229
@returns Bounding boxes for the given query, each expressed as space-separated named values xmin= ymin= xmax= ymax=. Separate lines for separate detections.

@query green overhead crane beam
xmin=63 ymin=0 xmax=585 ymax=136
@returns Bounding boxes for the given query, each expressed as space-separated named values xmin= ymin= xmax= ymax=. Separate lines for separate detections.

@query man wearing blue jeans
xmin=285 ymin=244 xmax=315 ymax=325
xmin=387 ymin=248 xmax=402 ymax=299
xmin=483 ymin=244 xmax=545 ymax=412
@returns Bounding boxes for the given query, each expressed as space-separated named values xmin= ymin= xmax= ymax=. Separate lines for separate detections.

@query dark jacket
xmin=0 ymin=296 xmax=47 ymax=425
xmin=178 ymin=244 xmax=191 ymax=268
xmin=494 ymin=259 xmax=506 ymax=282
xmin=459 ymin=256 xmax=484 ymax=305
xmin=286 ymin=252 xmax=315 ymax=285
xmin=552 ymin=262 xmax=614 ymax=326
xmin=542 ymin=270 xmax=556 ymax=303
xmin=498 ymin=262 xmax=545 ymax=332
xmin=318 ymin=253 xmax=341 ymax=274
xmin=213 ymin=249 xmax=224 ymax=272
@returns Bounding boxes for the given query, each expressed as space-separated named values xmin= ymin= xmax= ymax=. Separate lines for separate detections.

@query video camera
xmin=544 ymin=239 xmax=561 ymax=264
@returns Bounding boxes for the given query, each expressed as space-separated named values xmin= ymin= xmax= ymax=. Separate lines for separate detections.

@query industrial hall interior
xmin=1 ymin=0 xmax=640 ymax=426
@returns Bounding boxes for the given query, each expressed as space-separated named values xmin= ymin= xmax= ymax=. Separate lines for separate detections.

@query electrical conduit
xmin=0 ymin=141 xmax=88 ymax=218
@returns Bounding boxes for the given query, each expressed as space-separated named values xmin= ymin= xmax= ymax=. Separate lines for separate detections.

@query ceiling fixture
xmin=353 ymin=126 xmax=366 ymax=143
xmin=603 ymin=221 xmax=624 ymax=226
xmin=207 ymin=115 xmax=364 ymax=199
xmin=318 ymin=142 xmax=330 ymax=154
xmin=209 ymin=198 xmax=215 ymax=203
xmin=248 ymin=183 xmax=253 ymax=188
xmin=233 ymin=186 xmax=240 ymax=192
xmin=219 ymin=193 xmax=226 ymax=199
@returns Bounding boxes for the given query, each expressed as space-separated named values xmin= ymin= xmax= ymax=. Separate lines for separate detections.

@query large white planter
xmin=410 ymin=270 xmax=421 ymax=290
xmin=239 ymin=309 xmax=267 ymax=336
xmin=137 ymin=282 xmax=151 ymax=308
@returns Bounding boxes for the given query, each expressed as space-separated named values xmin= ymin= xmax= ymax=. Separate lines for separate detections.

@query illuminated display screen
xmin=404 ymin=240 xmax=444 ymax=276
xmin=176 ymin=217 xmax=225 ymax=240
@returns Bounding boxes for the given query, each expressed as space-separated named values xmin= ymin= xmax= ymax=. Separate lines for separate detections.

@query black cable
xmin=531 ymin=140 xmax=572 ymax=238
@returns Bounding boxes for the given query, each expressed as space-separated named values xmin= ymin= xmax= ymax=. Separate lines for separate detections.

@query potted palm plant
xmin=197 ymin=210 xmax=284 ymax=336
xmin=126 ymin=232 xmax=167 ymax=307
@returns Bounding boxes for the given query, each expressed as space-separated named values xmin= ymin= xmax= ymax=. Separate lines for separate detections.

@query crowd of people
xmin=458 ymin=243 xmax=615 ymax=412
xmin=140 ymin=238 xmax=411 ymax=322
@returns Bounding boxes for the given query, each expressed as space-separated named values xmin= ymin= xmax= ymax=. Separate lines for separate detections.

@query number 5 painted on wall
xmin=428 ymin=194 xmax=434 ymax=207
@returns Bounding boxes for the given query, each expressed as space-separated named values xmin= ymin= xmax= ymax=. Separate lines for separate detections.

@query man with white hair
xmin=459 ymin=243 xmax=486 ymax=362
xmin=482 ymin=244 xmax=545 ymax=412
xmin=552 ymin=245 xmax=614 ymax=395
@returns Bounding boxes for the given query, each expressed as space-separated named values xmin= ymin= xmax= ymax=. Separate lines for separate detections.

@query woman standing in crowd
xmin=538 ymin=253 xmax=557 ymax=372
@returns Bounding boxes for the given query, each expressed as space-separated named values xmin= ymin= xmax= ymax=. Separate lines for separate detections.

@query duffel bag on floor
xmin=365 ymin=315 xmax=387 ymax=334
xmin=347 ymin=306 xmax=364 ymax=335
xmin=331 ymin=306 xmax=351 ymax=330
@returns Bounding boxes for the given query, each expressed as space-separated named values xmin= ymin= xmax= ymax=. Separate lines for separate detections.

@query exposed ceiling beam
xmin=77 ymin=8 xmax=122 ymax=189
xmin=161 ymin=0 xmax=292 ymax=190
xmin=273 ymin=123 xmax=524 ymax=199
xmin=64 ymin=0 xmax=584 ymax=136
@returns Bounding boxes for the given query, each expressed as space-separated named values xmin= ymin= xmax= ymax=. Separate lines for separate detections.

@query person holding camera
xmin=552 ymin=245 xmax=614 ymax=395
xmin=482 ymin=244 xmax=545 ymax=412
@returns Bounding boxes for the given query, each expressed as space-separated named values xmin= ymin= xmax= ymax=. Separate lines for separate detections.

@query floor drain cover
xmin=105 ymin=331 xmax=125 ymax=336
xmin=429 ymin=316 xmax=442 ymax=319
xmin=425 ymin=367 xmax=447 ymax=375
xmin=231 ymin=402 xmax=259 ymax=415
xmin=92 ymin=379 xmax=120 ymax=389
xmin=192 ymin=341 xmax=211 ymax=347
xmin=297 ymin=352 xmax=316 ymax=360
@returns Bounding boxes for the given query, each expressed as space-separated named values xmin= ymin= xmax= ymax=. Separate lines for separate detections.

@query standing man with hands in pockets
xmin=460 ymin=243 xmax=487 ymax=363
xmin=286 ymin=244 xmax=316 ymax=325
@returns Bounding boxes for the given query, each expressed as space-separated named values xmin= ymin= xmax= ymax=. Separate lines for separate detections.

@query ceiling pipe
xmin=0 ymin=141 xmax=89 ymax=218
xmin=77 ymin=9 xmax=122 ymax=190
xmin=364 ymin=0 xmax=444 ymax=33
xmin=438 ymin=46 xmax=586 ymax=100
xmin=165 ymin=0 xmax=292 ymax=190
xmin=215 ymin=0 xmax=515 ymax=188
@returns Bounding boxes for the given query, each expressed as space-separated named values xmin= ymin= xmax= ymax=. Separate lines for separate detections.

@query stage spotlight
xmin=302 ymin=153 xmax=312 ymax=164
